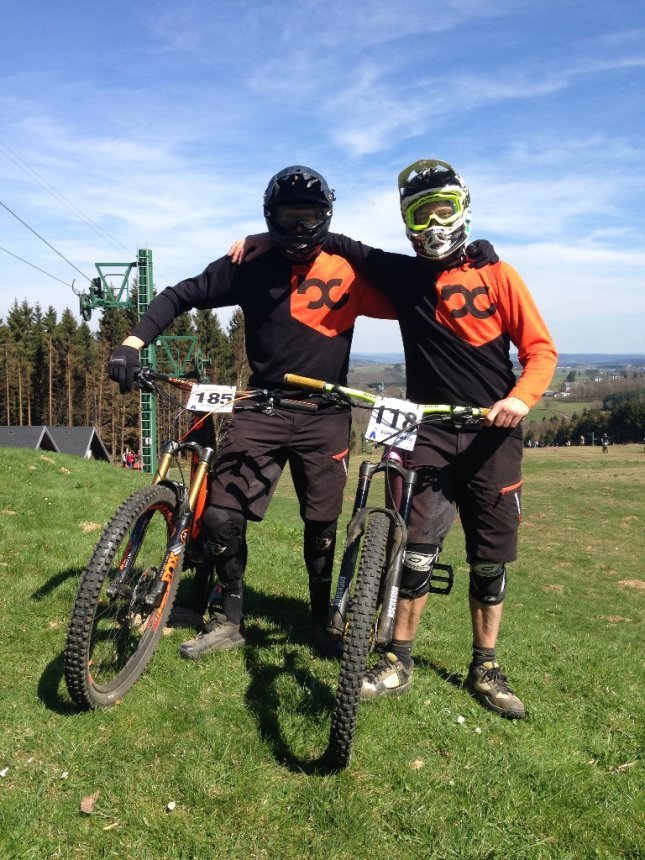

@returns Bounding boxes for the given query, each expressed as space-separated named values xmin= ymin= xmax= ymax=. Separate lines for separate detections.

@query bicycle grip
xmin=283 ymin=373 xmax=327 ymax=392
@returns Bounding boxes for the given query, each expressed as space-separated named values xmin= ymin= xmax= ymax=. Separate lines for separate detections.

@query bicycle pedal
xmin=428 ymin=562 xmax=454 ymax=595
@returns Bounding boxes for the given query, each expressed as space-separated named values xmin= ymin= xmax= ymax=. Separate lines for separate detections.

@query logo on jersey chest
xmin=440 ymin=284 xmax=497 ymax=319
xmin=297 ymin=277 xmax=350 ymax=311
xmin=289 ymin=254 xmax=359 ymax=337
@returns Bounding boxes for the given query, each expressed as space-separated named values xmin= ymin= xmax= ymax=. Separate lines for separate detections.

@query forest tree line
xmin=2 ymin=296 xmax=643 ymax=460
xmin=523 ymin=389 xmax=645 ymax=446
xmin=0 ymin=297 xmax=250 ymax=459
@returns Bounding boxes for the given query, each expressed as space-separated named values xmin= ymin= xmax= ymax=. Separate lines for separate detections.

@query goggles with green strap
xmin=403 ymin=191 xmax=465 ymax=232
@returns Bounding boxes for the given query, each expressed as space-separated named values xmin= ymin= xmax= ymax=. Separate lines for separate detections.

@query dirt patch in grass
xmin=79 ymin=522 xmax=102 ymax=533
xmin=617 ymin=579 xmax=645 ymax=591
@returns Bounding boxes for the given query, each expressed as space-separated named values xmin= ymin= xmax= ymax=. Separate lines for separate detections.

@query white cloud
xmin=1 ymin=0 xmax=643 ymax=358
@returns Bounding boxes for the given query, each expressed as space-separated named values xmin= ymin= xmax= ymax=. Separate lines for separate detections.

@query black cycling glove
xmin=108 ymin=345 xmax=141 ymax=394
xmin=466 ymin=239 xmax=499 ymax=269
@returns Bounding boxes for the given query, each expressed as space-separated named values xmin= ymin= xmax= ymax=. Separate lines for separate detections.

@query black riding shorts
xmin=407 ymin=423 xmax=523 ymax=563
xmin=208 ymin=407 xmax=351 ymax=522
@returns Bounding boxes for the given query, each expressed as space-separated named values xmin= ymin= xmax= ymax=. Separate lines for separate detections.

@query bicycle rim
xmin=327 ymin=512 xmax=390 ymax=769
xmin=64 ymin=484 xmax=182 ymax=709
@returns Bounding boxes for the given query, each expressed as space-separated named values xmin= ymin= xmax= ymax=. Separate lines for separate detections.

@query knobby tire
xmin=64 ymin=484 xmax=182 ymax=709
xmin=327 ymin=512 xmax=390 ymax=769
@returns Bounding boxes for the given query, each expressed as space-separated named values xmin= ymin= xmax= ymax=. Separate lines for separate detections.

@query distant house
xmin=0 ymin=426 xmax=58 ymax=452
xmin=47 ymin=427 xmax=112 ymax=462
xmin=0 ymin=426 xmax=112 ymax=463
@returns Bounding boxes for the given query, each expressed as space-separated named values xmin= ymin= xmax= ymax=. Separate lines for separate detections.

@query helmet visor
xmin=404 ymin=192 xmax=464 ymax=232
xmin=273 ymin=203 xmax=327 ymax=232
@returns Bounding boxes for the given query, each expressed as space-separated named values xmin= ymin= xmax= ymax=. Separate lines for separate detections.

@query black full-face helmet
xmin=263 ymin=165 xmax=335 ymax=262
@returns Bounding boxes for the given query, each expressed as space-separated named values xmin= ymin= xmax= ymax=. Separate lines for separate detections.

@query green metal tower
xmin=136 ymin=249 xmax=157 ymax=473
xmin=77 ymin=248 xmax=207 ymax=473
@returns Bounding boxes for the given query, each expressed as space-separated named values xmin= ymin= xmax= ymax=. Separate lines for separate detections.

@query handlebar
xmin=134 ymin=367 xmax=318 ymax=413
xmin=283 ymin=373 xmax=490 ymax=423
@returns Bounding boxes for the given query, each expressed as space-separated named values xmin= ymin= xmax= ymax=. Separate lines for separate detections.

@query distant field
xmin=528 ymin=397 xmax=598 ymax=421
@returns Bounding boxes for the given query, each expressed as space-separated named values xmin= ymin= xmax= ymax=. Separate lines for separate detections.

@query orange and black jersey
xmin=131 ymin=248 xmax=395 ymax=388
xmin=324 ymin=234 xmax=557 ymax=408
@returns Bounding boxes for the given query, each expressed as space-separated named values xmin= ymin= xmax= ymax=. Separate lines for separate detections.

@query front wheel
xmin=327 ymin=512 xmax=390 ymax=769
xmin=64 ymin=484 xmax=183 ymax=709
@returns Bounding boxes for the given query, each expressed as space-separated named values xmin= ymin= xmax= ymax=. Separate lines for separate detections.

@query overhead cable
xmin=0 ymin=137 xmax=132 ymax=257
xmin=0 ymin=198 xmax=91 ymax=282
xmin=0 ymin=245 xmax=75 ymax=287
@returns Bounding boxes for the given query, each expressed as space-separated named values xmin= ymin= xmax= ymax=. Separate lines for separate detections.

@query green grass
xmin=528 ymin=398 xmax=598 ymax=422
xmin=0 ymin=445 xmax=643 ymax=859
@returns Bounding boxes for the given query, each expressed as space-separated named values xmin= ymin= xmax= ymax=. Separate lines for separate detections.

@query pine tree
xmin=193 ymin=309 xmax=230 ymax=382
xmin=226 ymin=308 xmax=250 ymax=388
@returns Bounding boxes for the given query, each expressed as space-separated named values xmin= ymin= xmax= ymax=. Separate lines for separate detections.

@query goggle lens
xmin=406 ymin=193 xmax=463 ymax=231
xmin=274 ymin=204 xmax=325 ymax=231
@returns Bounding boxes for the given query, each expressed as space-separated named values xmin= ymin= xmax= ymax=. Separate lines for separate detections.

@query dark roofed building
xmin=0 ymin=426 xmax=111 ymax=462
xmin=47 ymin=427 xmax=112 ymax=462
xmin=0 ymin=426 xmax=58 ymax=452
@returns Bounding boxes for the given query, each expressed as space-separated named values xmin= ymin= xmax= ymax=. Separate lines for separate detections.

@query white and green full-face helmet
xmin=398 ymin=159 xmax=471 ymax=260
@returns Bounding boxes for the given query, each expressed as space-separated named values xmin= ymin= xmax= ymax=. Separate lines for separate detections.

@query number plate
xmin=186 ymin=385 xmax=237 ymax=413
xmin=365 ymin=397 xmax=424 ymax=451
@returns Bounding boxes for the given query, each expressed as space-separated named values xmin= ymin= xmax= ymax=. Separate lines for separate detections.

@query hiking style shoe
xmin=310 ymin=623 xmax=343 ymax=660
xmin=179 ymin=612 xmax=245 ymax=660
xmin=464 ymin=660 xmax=526 ymax=719
xmin=360 ymin=651 xmax=414 ymax=701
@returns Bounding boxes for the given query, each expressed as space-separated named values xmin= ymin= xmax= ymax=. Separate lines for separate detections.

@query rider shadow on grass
xmin=414 ymin=656 xmax=466 ymax=689
xmin=34 ymin=572 xmax=340 ymax=771
xmin=240 ymin=585 xmax=337 ymax=775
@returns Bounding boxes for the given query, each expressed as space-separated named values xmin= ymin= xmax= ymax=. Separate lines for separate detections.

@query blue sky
xmin=1 ymin=0 xmax=643 ymax=355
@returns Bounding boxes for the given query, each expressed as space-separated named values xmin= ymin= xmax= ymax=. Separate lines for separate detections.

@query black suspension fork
xmin=328 ymin=457 xmax=419 ymax=640
xmin=328 ymin=460 xmax=378 ymax=637
xmin=374 ymin=460 xmax=418 ymax=646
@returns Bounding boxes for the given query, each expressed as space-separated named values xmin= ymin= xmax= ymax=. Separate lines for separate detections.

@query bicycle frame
xmin=138 ymin=371 xmax=321 ymax=609
xmin=282 ymin=372 xmax=487 ymax=649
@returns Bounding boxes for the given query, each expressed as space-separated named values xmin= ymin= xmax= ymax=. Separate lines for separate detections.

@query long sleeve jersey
xmin=324 ymin=234 xmax=557 ymax=408
xmin=131 ymin=248 xmax=396 ymax=388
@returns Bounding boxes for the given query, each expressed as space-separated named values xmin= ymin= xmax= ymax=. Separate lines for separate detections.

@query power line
xmin=0 ymin=141 xmax=175 ymax=288
xmin=0 ymin=245 xmax=75 ymax=287
xmin=0 ymin=137 xmax=133 ymax=257
xmin=0 ymin=199 xmax=91 ymax=282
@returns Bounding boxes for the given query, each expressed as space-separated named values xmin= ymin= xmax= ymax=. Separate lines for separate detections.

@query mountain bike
xmin=283 ymin=373 xmax=488 ymax=769
xmin=64 ymin=368 xmax=316 ymax=710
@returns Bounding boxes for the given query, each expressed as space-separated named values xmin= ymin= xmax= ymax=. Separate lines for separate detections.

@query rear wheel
xmin=327 ymin=512 xmax=390 ymax=769
xmin=64 ymin=485 xmax=182 ymax=709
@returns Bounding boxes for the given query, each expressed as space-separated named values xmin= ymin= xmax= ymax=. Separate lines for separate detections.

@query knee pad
xmin=304 ymin=519 xmax=337 ymax=582
xmin=203 ymin=506 xmax=247 ymax=588
xmin=469 ymin=561 xmax=507 ymax=605
xmin=400 ymin=543 xmax=440 ymax=598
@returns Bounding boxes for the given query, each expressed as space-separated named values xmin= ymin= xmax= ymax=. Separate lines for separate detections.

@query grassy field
xmin=527 ymin=399 xmax=598 ymax=422
xmin=0 ymin=444 xmax=643 ymax=859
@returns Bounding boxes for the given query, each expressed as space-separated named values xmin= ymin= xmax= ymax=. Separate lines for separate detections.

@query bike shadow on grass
xmin=33 ymin=567 xmax=84 ymax=715
xmin=37 ymin=653 xmax=78 ymax=715
xmin=30 ymin=565 xmax=81 ymax=601
xmin=240 ymin=585 xmax=338 ymax=775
